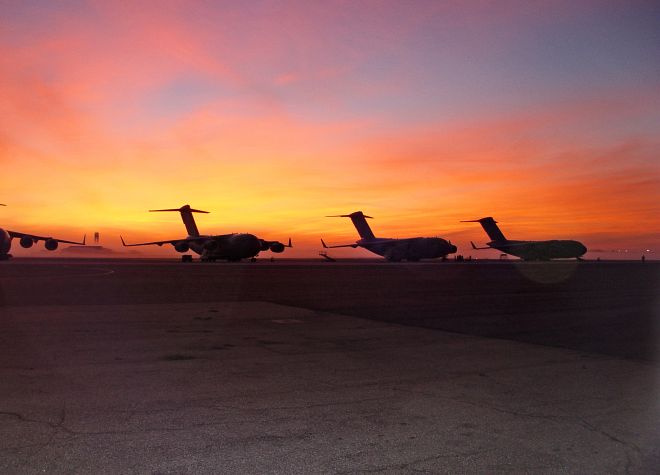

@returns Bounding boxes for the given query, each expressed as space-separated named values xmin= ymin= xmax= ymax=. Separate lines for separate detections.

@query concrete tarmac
xmin=1 ymin=258 xmax=659 ymax=473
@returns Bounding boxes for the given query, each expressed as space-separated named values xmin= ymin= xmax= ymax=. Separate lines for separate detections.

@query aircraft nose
xmin=578 ymin=243 xmax=587 ymax=255
xmin=449 ymin=244 xmax=457 ymax=254
xmin=245 ymin=234 xmax=262 ymax=254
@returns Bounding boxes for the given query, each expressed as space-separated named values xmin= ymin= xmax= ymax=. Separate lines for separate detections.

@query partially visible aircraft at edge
xmin=0 ymin=204 xmax=86 ymax=260
xmin=321 ymin=211 xmax=457 ymax=261
xmin=120 ymin=204 xmax=292 ymax=262
xmin=463 ymin=216 xmax=587 ymax=260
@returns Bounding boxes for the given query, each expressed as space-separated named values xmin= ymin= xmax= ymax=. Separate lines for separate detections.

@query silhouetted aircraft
xmin=120 ymin=204 xmax=291 ymax=262
xmin=462 ymin=217 xmax=587 ymax=260
xmin=321 ymin=211 xmax=456 ymax=262
xmin=0 ymin=204 xmax=86 ymax=260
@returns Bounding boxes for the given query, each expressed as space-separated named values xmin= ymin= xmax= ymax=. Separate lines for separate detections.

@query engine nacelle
xmin=269 ymin=242 xmax=285 ymax=253
xmin=203 ymin=239 xmax=218 ymax=251
xmin=44 ymin=239 xmax=59 ymax=251
xmin=20 ymin=236 xmax=34 ymax=248
xmin=174 ymin=241 xmax=189 ymax=253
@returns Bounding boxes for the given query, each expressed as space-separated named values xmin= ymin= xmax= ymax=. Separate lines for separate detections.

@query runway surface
xmin=1 ymin=258 xmax=659 ymax=473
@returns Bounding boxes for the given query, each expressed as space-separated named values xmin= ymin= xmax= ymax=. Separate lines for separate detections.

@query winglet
xmin=470 ymin=241 xmax=491 ymax=250
xmin=82 ymin=234 xmax=86 ymax=245
xmin=321 ymin=238 xmax=328 ymax=249
xmin=286 ymin=238 xmax=293 ymax=248
xmin=120 ymin=235 xmax=127 ymax=247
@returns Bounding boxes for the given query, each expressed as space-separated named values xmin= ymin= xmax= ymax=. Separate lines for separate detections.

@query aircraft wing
xmin=321 ymin=238 xmax=358 ymax=249
xmin=8 ymin=231 xmax=86 ymax=245
xmin=470 ymin=241 xmax=491 ymax=250
xmin=120 ymin=236 xmax=208 ymax=247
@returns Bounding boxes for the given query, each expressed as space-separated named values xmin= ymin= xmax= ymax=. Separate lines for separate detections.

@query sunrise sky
xmin=1 ymin=1 xmax=658 ymax=258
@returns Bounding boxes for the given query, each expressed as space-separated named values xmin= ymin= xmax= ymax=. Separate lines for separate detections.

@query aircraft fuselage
xmin=489 ymin=239 xmax=587 ymax=260
xmin=0 ymin=229 xmax=11 ymax=257
xmin=186 ymin=233 xmax=263 ymax=261
xmin=359 ymin=237 xmax=457 ymax=262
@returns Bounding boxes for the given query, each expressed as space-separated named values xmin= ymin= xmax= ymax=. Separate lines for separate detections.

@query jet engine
xmin=174 ymin=241 xmax=190 ymax=253
xmin=20 ymin=236 xmax=34 ymax=248
xmin=44 ymin=239 xmax=59 ymax=251
xmin=269 ymin=242 xmax=285 ymax=253
xmin=203 ymin=240 xmax=218 ymax=251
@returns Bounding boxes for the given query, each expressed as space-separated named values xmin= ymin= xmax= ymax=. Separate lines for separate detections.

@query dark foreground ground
xmin=1 ymin=258 xmax=659 ymax=473
xmin=2 ymin=258 xmax=659 ymax=361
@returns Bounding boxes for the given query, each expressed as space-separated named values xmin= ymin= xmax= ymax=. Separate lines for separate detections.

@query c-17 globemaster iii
xmin=463 ymin=216 xmax=587 ymax=260
xmin=321 ymin=211 xmax=457 ymax=262
xmin=0 ymin=204 xmax=86 ymax=260
xmin=121 ymin=204 xmax=291 ymax=262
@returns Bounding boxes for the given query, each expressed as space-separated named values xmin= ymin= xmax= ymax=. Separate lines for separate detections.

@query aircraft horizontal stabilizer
xmin=326 ymin=214 xmax=373 ymax=219
xmin=461 ymin=218 xmax=496 ymax=223
xmin=150 ymin=206 xmax=209 ymax=214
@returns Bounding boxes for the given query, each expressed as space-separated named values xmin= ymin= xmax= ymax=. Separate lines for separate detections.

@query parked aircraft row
xmin=1 ymin=203 xmax=588 ymax=262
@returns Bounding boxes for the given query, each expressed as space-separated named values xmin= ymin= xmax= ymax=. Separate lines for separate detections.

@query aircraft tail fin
xmin=461 ymin=217 xmax=506 ymax=242
xmin=326 ymin=211 xmax=376 ymax=239
xmin=150 ymin=204 xmax=209 ymax=237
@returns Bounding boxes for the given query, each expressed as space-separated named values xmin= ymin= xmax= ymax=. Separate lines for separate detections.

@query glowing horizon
xmin=1 ymin=1 xmax=658 ymax=259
